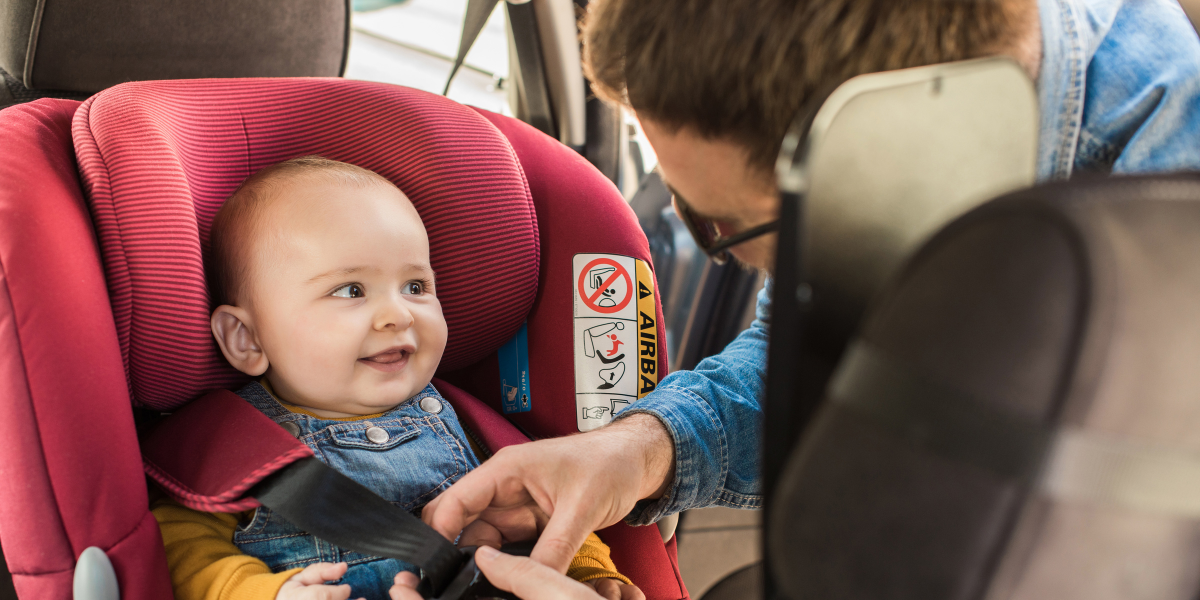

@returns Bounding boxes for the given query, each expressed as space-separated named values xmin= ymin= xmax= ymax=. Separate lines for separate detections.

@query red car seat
xmin=0 ymin=79 xmax=685 ymax=599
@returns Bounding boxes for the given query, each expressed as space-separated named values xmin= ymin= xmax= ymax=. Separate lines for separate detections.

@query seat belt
xmin=141 ymin=390 xmax=525 ymax=600
xmin=443 ymin=0 xmax=500 ymax=95
xmin=444 ymin=0 xmax=557 ymax=139
xmin=253 ymin=457 xmax=531 ymax=599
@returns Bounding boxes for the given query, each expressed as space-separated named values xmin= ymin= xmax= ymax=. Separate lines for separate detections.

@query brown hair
xmin=206 ymin=156 xmax=396 ymax=306
xmin=582 ymin=0 xmax=1036 ymax=174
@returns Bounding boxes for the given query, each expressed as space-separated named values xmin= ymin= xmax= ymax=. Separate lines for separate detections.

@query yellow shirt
xmin=152 ymin=391 xmax=629 ymax=600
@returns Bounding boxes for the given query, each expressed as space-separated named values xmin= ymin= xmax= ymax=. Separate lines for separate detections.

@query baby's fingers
xmin=292 ymin=562 xmax=349 ymax=586
xmin=390 ymin=571 xmax=423 ymax=600
xmin=590 ymin=579 xmax=645 ymax=600
xmin=590 ymin=579 xmax=620 ymax=600
xmin=304 ymin=584 xmax=355 ymax=600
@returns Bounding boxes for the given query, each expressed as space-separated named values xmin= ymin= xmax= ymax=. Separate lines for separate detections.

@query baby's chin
xmin=352 ymin=378 xmax=433 ymax=409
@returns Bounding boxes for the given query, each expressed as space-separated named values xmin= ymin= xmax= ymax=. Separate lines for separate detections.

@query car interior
xmin=4 ymin=0 xmax=1200 ymax=599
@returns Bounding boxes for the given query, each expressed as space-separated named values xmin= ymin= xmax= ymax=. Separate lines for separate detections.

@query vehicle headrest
xmin=778 ymin=57 xmax=1037 ymax=354
xmin=0 ymin=0 xmax=346 ymax=93
xmin=72 ymin=78 xmax=539 ymax=411
xmin=770 ymin=174 xmax=1200 ymax=599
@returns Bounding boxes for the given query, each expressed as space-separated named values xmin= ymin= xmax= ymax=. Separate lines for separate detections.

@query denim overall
xmin=232 ymin=381 xmax=480 ymax=599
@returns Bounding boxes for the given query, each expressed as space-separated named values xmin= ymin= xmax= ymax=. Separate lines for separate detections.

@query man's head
xmin=583 ymin=0 xmax=1040 ymax=270
xmin=207 ymin=157 xmax=447 ymax=417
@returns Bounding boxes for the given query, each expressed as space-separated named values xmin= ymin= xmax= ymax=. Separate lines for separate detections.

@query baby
xmin=151 ymin=157 xmax=640 ymax=600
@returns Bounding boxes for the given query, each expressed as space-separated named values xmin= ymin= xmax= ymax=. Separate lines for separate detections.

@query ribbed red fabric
xmin=72 ymin=78 xmax=540 ymax=410
xmin=141 ymin=390 xmax=316 ymax=513
xmin=0 ymin=98 xmax=172 ymax=600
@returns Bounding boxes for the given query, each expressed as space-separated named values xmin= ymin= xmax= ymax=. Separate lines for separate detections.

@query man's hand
xmin=421 ymin=413 xmax=675 ymax=572
xmin=389 ymin=547 xmax=646 ymax=600
xmin=276 ymin=562 xmax=361 ymax=600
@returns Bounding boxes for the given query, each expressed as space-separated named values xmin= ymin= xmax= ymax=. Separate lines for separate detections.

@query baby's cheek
xmin=418 ymin=308 xmax=448 ymax=363
xmin=284 ymin=316 xmax=362 ymax=386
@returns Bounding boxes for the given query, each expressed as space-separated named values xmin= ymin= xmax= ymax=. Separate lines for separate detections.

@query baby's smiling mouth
xmin=359 ymin=346 xmax=414 ymax=372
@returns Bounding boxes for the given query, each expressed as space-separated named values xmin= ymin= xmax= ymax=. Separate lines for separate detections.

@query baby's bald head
xmin=207 ymin=156 xmax=408 ymax=307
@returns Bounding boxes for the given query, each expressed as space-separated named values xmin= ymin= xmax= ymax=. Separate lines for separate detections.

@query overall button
xmin=365 ymin=426 xmax=389 ymax=444
xmin=281 ymin=422 xmax=301 ymax=438
xmin=419 ymin=397 xmax=443 ymax=414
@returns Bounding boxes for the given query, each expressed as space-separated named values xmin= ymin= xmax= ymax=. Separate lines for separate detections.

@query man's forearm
xmin=615 ymin=283 xmax=772 ymax=523
xmin=601 ymin=412 xmax=676 ymax=500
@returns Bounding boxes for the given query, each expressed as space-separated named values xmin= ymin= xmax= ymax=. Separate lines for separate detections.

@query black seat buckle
xmin=424 ymin=541 xmax=534 ymax=600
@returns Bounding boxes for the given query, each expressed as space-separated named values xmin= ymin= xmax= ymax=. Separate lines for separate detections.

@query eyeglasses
xmin=669 ymin=186 xmax=780 ymax=265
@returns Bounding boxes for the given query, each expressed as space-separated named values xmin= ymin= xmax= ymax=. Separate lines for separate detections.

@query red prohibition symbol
xmin=577 ymin=257 xmax=633 ymax=314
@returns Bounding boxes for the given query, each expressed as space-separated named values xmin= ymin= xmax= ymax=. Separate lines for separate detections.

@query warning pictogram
xmin=572 ymin=254 xmax=660 ymax=432
xmin=576 ymin=257 xmax=633 ymax=314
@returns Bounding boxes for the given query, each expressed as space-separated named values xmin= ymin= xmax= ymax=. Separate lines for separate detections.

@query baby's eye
xmin=331 ymin=283 xmax=365 ymax=298
xmin=402 ymin=281 xmax=424 ymax=295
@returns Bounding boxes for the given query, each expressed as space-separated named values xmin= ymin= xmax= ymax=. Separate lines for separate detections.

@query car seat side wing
xmin=141 ymin=389 xmax=314 ymax=512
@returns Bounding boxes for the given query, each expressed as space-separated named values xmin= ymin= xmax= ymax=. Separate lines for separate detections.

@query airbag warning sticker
xmin=573 ymin=253 xmax=658 ymax=431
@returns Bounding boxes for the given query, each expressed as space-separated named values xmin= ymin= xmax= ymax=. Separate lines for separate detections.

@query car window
xmin=344 ymin=0 xmax=511 ymax=116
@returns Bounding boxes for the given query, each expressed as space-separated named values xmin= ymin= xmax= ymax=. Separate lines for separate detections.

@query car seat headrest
xmin=72 ymin=78 xmax=540 ymax=411
xmin=770 ymin=174 xmax=1200 ymax=599
xmin=778 ymin=57 xmax=1037 ymax=354
xmin=0 ymin=0 xmax=346 ymax=94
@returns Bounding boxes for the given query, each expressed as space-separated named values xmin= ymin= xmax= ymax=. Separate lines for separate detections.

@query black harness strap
xmin=251 ymin=457 xmax=469 ymax=598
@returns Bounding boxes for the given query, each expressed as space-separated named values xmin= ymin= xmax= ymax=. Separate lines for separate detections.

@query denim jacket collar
xmin=241 ymin=379 xmax=439 ymax=425
xmin=1038 ymin=0 xmax=1085 ymax=181
xmin=1037 ymin=0 xmax=1155 ymax=181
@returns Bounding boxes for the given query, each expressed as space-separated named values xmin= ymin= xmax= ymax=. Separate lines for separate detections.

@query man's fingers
xmin=425 ymin=468 xmax=499 ymax=539
xmin=529 ymin=507 xmax=593 ymax=573
xmin=474 ymin=546 xmax=602 ymax=600
xmin=420 ymin=495 xmax=443 ymax=526
xmin=458 ymin=519 xmax=504 ymax=549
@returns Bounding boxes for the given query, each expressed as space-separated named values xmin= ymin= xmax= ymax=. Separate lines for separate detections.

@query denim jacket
xmin=622 ymin=0 xmax=1200 ymax=525
xmin=232 ymin=381 xmax=479 ymax=599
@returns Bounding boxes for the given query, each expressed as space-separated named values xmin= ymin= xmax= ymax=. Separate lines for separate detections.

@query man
xmin=395 ymin=0 xmax=1200 ymax=597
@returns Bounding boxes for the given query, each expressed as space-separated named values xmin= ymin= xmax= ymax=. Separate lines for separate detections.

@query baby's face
xmin=235 ymin=178 xmax=446 ymax=417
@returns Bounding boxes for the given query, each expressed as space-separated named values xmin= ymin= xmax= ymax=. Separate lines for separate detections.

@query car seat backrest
xmin=781 ymin=57 xmax=1038 ymax=353
xmin=72 ymin=79 xmax=540 ymax=410
xmin=770 ymin=174 xmax=1200 ymax=599
xmin=3 ymin=83 xmax=679 ymax=600
xmin=0 ymin=0 xmax=347 ymax=96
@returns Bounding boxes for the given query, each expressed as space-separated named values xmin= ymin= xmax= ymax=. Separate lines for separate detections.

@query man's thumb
xmin=475 ymin=546 xmax=596 ymax=600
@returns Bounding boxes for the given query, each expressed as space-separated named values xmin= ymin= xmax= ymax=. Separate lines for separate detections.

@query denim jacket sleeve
xmin=618 ymin=280 xmax=770 ymax=525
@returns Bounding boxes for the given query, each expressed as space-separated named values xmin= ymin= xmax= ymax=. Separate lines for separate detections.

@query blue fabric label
xmin=499 ymin=322 xmax=531 ymax=414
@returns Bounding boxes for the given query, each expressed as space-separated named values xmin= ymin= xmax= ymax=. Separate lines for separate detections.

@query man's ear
xmin=211 ymin=305 xmax=269 ymax=376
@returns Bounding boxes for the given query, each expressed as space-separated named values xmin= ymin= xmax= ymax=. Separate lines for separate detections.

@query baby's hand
xmin=275 ymin=562 xmax=363 ymax=600
xmin=585 ymin=578 xmax=646 ymax=600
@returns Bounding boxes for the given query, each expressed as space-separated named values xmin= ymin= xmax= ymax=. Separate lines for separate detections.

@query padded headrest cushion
xmin=73 ymin=78 xmax=539 ymax=410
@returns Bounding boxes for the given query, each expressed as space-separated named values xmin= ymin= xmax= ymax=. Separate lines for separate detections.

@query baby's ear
xmin=211 ymin=306 xmax=269 ymax=376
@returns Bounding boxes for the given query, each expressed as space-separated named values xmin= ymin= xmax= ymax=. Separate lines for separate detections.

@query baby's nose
xmin=374 ymin=298 xmax=415 ymax=330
